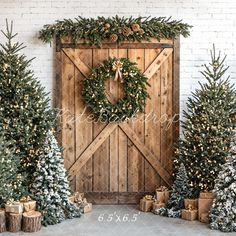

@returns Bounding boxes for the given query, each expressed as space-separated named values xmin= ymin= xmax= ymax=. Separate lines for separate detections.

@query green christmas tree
xmin=0 ymin=135 xmax=26 ymax=206
xmin=209 ymin=134 xmax=236 ymax=232
xmin=173 ymin=46 xmax=236 ymax=197
xmin=158 ymin=163 xmax=190 ymax=217
xmin=0 ymin=21 xmax=55 ymax=181
xmin=30 ymin=131 xmax=81 ymax=226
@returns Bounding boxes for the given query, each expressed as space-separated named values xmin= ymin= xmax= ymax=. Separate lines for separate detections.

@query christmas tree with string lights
xmin=173 ymin=45 xmax=236 ymax=197
xmin=30 ymin=131 xmax=82 ymax=226
xmin=0 ymin=135 xmax=27 ymax=207
xmin=0 ymin=21 xmax=55 ymax=183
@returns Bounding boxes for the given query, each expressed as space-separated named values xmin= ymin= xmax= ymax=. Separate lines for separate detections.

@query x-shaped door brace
xmin=63 ymin=47 xmax=173 ymax=186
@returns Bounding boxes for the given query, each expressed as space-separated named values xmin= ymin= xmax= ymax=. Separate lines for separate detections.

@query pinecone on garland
xmin=122 ymin=26 xmax=132 ymax=37
xmin=109 ymin=34 xmax=118 ymax=43
xmin=131 ymin=23 xmax=140 ymax=32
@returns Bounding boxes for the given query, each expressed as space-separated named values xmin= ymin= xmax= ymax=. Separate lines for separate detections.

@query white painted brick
xmin=0 ymin=0 xmax=235 ymax=118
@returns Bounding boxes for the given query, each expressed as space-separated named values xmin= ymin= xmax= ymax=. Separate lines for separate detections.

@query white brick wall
xmin=0 ymin=0 xmax=236 ymax=115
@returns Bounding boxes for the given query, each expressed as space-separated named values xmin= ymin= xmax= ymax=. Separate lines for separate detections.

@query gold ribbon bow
xmin=6 ymin=199 xmax=20 ymax=205
xmin=186 ymin=204 xmax=195 ymax=211
xmin=20 ymin=196 xmax=32 ymax=203
xmin=112 ymin=60 xmax=124 ymax=83
xmin=156 ymin=186 xmax=168 ymax=192
xmin=143 ymin=195 xmax=153 ymax=200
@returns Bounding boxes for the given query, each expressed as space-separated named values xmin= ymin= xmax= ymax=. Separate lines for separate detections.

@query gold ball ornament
xmin=104 ymin=23 xmax=111 ymax=29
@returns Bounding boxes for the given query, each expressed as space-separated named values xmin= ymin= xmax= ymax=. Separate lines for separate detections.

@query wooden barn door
xmin=55 ymin=38 xmax=179 ymax=204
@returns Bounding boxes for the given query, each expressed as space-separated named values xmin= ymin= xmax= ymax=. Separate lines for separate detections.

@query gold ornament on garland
xmin=82 ymin=57 xmax=150 ymax=122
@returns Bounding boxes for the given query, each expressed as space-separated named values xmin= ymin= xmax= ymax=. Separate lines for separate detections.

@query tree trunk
xmin=22 ymin=211 xmax=42 ymax=232
xmin=6 ymin=212 xmax=22 ymax=232
xmin=0 ymin=209 xmax=6 ymax=233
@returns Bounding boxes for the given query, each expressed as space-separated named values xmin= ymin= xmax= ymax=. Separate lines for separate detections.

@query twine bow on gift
xmin=6 ymin=199 xmax=21 ymax=206
xmin=143 ymin=195 xmax=153 ymax=201
xmin=20 ymin=196 xmax=32 ymax=203
xmin=112 ymin=60 xmax=124 ymax=83
xmin=156 ymin=186 xmax=168 ymax=192
xmin=186 ymin=204 xmax=196 ymax=211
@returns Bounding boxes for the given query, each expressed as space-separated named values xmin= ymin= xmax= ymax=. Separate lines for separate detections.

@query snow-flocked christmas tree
xmin=173 ymin=46 xmax=236 ymax=197
xmin=30 ymin=131 xmax=81 ymax=226
xmin=0 ymin=135 xmax=27 ymax=207
xmin=209 ymin=133 xmax=236 ymax=232
xmin=158 ymin=163 xmax=191 ymax=218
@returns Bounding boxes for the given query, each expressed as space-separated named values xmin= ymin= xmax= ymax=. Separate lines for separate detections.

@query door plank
xmin=143 ymin=48 xmax=173 ymax=79
xmin=118 ymin=49 xmax=128 ymax=193
xmin=92 ymin=49 xmax=110 ymax=192
xmin=63 ymin=48 xmax=91 ymax=78
xmin=108 ymin=48 xmax=119 ymax=193
xmin=61 ymin=51 xmax=75 ymax=170
xmin=127 ymin=49 xmax=145 ymax=192
xmin=69 ymin=123 xmax=117 ymax=176
xmin=119 ymin=122 xmax=171 ymax=186
xmin=75 ymin=49 xmax=93 ymax=192
xmin=144 ymin=48 xmax=162 ymax=191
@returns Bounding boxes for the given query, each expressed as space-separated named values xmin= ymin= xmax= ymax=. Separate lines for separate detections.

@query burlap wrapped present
xmin=20 ymin=196 xmax=36 ymax=212
xmin=5 ymin=200 xmax=23 ymax=214
xmin=198 ymin=195 xmax=214 ymax=220
xmin=152 ymin=201 xmax=165 ymax=211
xmin=184 ymin=198 xmax=198 ymax=210
xmin=156 ymin=186 xmax=169 ymax=204
xmin=139 ymin=195 xmax=154 ymax=212
xmin=75 ymin=192 xmax=84 ymax=203
xmin=199 ymin=191 xmax=216 ymax=199
xmin=83 ymin=203 xmax=92 ymax=213
xmin=181 ymin=204 xmax=198 ymax=221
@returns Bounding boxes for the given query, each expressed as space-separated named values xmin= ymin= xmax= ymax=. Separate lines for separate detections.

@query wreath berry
xmin=82 ymin=57 xmax=150 ymax=122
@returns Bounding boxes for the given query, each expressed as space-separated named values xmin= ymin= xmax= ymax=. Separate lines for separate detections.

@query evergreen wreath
xmin=39 ymin=16 xmax=192 ymax=46
xmin=82 ymin=57 xmax=149 ymax=122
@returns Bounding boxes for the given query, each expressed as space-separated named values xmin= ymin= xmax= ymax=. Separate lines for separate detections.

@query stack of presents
xmin=139 ymin=186 xmax=215 ymax=223
xmin=5 ymin=196 xmax=37 ymax=214
xmin=69 ymin=192 xmax=92 ymax=214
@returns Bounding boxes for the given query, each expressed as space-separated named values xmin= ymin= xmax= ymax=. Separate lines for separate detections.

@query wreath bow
xmin=112 ymin=60 xmax=124 ymax=83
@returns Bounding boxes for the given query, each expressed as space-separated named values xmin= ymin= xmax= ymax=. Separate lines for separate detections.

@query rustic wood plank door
xmin=55 ymin=38 xmax=180 ymax=204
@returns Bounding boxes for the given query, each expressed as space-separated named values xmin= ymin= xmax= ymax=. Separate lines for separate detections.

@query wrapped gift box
xmin=75 ymin=192 xmax=84 ymax=203
xmin=198 ymin=197 xmax=214 ymax=220
xmin=181 ymin=209 xmax=198 ymax=221
xmin=184 ymin=199 xmax=198 ymax=210
xmin=83 ymin=203 xmax=92 ymax=213
xmin=156 ymin=186 xmax=169 ymax=204
xmin=199 ymin=192 xmax=216 ymax=199
xmin=20 ymin=196 xmax=36 ymax=212
xmin=22 ymin=201 xmax=36 ymax=212
xmin=140 ymin=195 xmax=154 ymax=212
xmin=68 ymin=196 xmax=75 ymax=203
xmin=5 ymin=201 xmax=23 ymax=214
xmin=152 ymin=202 xmax=165 ymax=211
xmin=199 ymin=213 xmax=209 ymax=223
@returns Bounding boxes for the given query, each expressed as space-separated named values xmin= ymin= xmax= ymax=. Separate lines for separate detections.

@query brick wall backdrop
xmin=0 ymin=0 xmax=236 ymax=116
